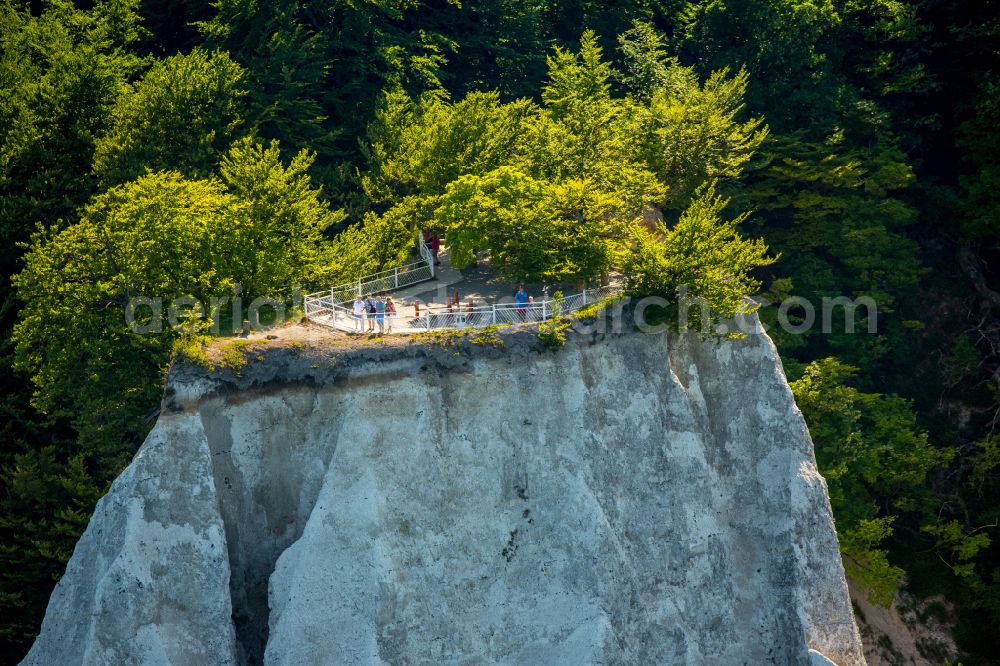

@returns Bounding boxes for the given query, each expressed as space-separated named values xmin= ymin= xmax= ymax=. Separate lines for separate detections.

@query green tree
xmin=363 ymin=89 xmax=534 ymax=202
xmin=219 ymin=137 xmax=347 ymax=295
xmin=16 ymin=138 xmax=342 ymax=436
xmin=678 ymin=0 xmax=843 ymax=131
xmin=321 ymin=200 xmax=420 ymax=283
xmin=14 ymin=174 xmax=242 ymax=437
xmin=200 ymin=0 xmax=456 ymax=203
xmin=627 ymin=65 xmax=767 ymax=206
xmin=621 ymin=180 xmax=775 ymax=331
xmin=738 ymin=131 xmax=923 ymax=366
xmin=0 ymin=0 xmax=146 ymax=300
xmin=198 ymin=0 xmax=337 ymax=160
xmin=92 ymin=48 xmax=247 ymax=185
xmin=615 ymin=20 xmax=674 ymax=100
xmin=957 ymin=73 xmax=1000 ymax=241
xmin=791 ymin=358 xmax=952 ymax=605
xmin=434 ymin=166 xmax=649 ymax=284
xmin=363 ymin=28 xmax=767 ymax=291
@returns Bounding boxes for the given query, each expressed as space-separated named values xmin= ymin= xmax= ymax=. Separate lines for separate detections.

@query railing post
xmin=582 ymin=288 xmax=587 ymax=306
xmin=425 ymin=308 xmax=431 ymax=331
xmin=492 ymin=304 xmax=496 ymax=325
xmin=357 ymin=278 xmax=362 ymax=297
xmin=394 ymin=267 xmax=399 ymax=289
xmin=542 ymin=300 xmax=548 ymax=320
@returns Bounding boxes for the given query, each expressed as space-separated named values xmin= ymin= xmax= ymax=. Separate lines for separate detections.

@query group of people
xmin=351 ymin=294 xmax=396 ymax=335
xmin=347 ymin=285 xmax=543 ymax=335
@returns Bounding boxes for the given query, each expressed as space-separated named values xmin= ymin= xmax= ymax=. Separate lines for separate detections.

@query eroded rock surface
xmin=24 ymin=313 xmax=865 ymax=665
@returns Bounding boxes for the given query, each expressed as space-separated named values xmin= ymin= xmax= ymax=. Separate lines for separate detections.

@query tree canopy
xmin=3 ymin=0 xmax=1000 ymax=660
xmin=364 ymin=31 xmax=767 ymax=291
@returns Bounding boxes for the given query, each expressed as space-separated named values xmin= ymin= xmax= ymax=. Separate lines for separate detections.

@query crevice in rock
xmin=199 ymin=387 xmax=342 ymax=665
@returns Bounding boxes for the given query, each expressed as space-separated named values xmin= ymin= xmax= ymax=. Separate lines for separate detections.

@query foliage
xmin=172 ymin=335 xmax=254 ymax=373
xmin=320 ymin=202 xmax=418 ymax=284
xmin=921 ymin=521 xmax=992 ymax=580
xmin=791 ymin=358 xmax=953 ymax=605
xmin=617 ymin=23 xmax=768 ymax=206
xmin=615 ymin=20 xmax=675 ymax=101
xmin=363 ymin=89 xmax=534 ymax=202
xmin=3 ymin=0 xmax=1000 ymax=660
xmin=678 ymin=0 xmax=844 ymax=131
xmin=14 ymin=140 xmax=340 ymax=432
xmin=839 ymin=516 xmax=905 ymax=607
xmin=219 ymin=137 xmax=347 ymax=293
xmin=199 ymin=0 xmax=458 ymax=202
xmin=0 ymin=0 xmax=146 ymax=299
xmin=13 ymin=173 xmax=231 ymax=444
xmin=537 ymin=291 xmax=571 ymax=349
xmin=93 ymin=48 xmax=247 ymax=185
xmin=956 ymin=73 xmax=1000 ymax=240
xmin=0 ymin=443 xmax=105 ymax=647
xmin=741 ymin=132 xmax=922 ymax=310
xmin=366 ymin=30 xmax=768 ymax=287
xmin=621 ymin=181 xmax=775 ymax=333
xmin=434 ymin=167 xmax=632 ymax=284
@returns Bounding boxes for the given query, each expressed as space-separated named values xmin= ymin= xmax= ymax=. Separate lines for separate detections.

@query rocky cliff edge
xmin=23 ymin=309 xmax=865 ymax=665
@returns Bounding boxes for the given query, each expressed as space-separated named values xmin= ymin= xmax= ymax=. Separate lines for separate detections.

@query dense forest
xmin=2 ymin=0 xmax=1000 ymax=662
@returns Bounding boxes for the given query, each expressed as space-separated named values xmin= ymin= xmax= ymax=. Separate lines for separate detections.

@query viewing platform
xmin=303 ymin=235 xmax=618 ymax=334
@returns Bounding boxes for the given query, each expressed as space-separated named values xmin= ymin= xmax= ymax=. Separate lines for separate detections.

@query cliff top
xmin=167 ymin=308 xmax=624 ymax=407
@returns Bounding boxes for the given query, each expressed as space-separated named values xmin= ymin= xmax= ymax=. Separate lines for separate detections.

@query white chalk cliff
xmin=23 ymin=310 xmax=865 ymax=665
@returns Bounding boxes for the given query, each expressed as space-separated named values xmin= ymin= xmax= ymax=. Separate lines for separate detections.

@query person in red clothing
xmin=385 ymin=296 xmax=396 ymax=333
xmin=421 ymin=230 xmax=443 ymax=266
xmin=430 ymin=233 xmax=441 ymax=265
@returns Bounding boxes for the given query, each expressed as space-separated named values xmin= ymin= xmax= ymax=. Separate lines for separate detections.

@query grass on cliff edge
xmin=409 ymin=325 xmax=507 ymax=353
xmin=172 ymin=335 xmax=258 ymax=373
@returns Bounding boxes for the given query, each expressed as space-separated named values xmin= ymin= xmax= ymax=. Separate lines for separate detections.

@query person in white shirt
xmin=352 ymin=297 xmax=365 ymax=333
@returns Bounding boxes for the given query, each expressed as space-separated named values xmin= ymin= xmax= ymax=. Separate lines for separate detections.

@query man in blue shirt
xmin=515 ymin=285 xmax=528 ymax=322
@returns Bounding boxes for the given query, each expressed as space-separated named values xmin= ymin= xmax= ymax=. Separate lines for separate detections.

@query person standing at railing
xmin=375 ymin=294 xmax=387 ymax=335
xmin=364 ymin=294 xmax=376 ymax=333
xmin=352 ymin=296 xmax=365 ymax=334
xmin=385 ymin=296 xmax=396 ymax=333
xmin=515 ymin=285 xmax=528 ymax=322
xmin=527 ymin=296 xmax=540 ymax=321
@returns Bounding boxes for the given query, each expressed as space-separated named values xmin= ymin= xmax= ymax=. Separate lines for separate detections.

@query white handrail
xmin=303 ymin=233 xmax=436 ymax=307
xmin=302 ymin=258 xmax=430 ymax=302
xmin=309 ymin=284 xmax=619 ymax=334
xmin=302 ymin=229 xmax=620 ymax=334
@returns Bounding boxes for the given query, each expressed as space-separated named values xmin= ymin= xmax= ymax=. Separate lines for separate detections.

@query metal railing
xmin=312 ymin=284 xmax=620 ymax=334
xmin=303 ymin=234 xmax=436 ymax=321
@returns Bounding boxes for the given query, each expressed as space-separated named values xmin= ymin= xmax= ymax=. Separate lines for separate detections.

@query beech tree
xmin=93 ymin=48 xmax=247 ymax=185
xmin=621 ymin=181 xmax=775 ymax=331
xmin=790 ymin=358 xmax=953 ymax=605
xmin=14 ymin=139 xmax=343 ymax=446
xmin=363 ymin=30 xmax=765 ymax=286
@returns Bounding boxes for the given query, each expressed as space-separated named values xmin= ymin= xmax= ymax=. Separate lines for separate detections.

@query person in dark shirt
xmin=364 ymin=295 xmax=376 ymax=332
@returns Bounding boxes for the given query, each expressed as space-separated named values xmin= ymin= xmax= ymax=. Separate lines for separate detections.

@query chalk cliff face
xmin=23 ymin=312 xmax=865 ymax=665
